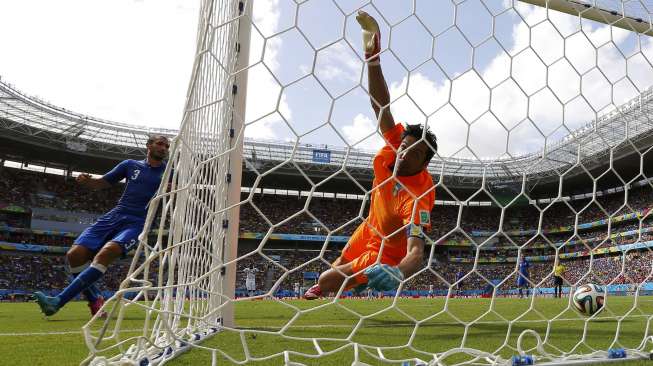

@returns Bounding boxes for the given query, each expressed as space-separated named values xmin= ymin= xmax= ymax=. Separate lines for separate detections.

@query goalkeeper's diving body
xmin=304 ymin=11 xmax=437 ymax=299
xmin=34 ymin=135 xmax=169 ymax=316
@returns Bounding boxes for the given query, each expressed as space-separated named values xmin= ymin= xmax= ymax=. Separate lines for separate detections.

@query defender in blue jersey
xmin=517 ymin=257 xmax=530 ymax=298
xmin=34 ymin=135 xmax=169 ymax=317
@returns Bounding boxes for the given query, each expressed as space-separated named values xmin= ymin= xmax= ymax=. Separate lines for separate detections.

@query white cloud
xmin=510 ymin=4 xmax=652 ymax=127
xmin=3 ymin=0 xmax=653 ymax=157
xmin=338 ymin=3 xmax=653 ymax=159
xmin=391 ymin=72 xmax=450 ymax=118
xmin=314 ymin=41 xmax=360 ymax=83
xmin=394 ymin=2 xmax=653 ymax=158
xmin=341 ymin=113 xmax=384 ymax=150
xmin=243 ymin=0 xmax=291 ymax=141
xmin=0 ymin=0 xmax=198 ymax=130
xmin=0 ymin=0 xmax=290 ymax=139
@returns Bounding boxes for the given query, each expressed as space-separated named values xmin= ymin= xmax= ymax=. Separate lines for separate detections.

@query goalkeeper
xmin=305 ymin=10 xmax=437 ymax=299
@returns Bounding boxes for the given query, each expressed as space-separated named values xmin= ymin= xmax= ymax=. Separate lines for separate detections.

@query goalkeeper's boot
xmin=89 ymin=296 xmax=107 ymax=318
xmin=303 ymin=284 xmax=322 ymax=300
xmin=34 ymin=291 xmax=61 ymax=316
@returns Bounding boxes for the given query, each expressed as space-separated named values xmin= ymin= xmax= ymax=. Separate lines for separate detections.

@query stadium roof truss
xmin=1 ymin=79 xmax=653 ymax=186
xmin=0 ymin=80 xmax=176 ymax=157
xmin=243 ymin=88 xmax=653 ymax=187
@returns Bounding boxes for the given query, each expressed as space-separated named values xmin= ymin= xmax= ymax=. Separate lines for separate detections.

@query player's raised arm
xmin=77 ymin=159 xmax=130 ymax=190
xmin=76 ymin=173 xmax=111 ymax=190
xmin=356 ymin=10 xmax=395 ymax=134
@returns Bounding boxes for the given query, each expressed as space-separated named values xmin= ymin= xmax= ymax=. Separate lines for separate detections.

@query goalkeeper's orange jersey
xmin=343 ymin=123 xmax=435 ymax=265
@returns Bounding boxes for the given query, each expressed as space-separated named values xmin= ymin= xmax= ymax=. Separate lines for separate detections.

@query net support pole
xmin=221 ymin=0 xmax=252 ymax=329
xmin=518 ymin=0 xmax=653 ymax=36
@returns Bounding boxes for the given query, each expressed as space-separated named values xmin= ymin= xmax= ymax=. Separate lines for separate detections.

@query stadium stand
xmin=1 ymin=164 xmax=652 ymax=299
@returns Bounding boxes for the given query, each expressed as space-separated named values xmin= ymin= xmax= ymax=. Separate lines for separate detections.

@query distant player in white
xmin=429 ymin=284 xmax=434 ymax=298
xmin=294 ymin=282 xmax=301 ymax=298
xmin=244 ymin=266 xmax=258 ymax=297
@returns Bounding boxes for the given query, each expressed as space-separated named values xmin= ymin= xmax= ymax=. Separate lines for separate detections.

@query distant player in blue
xmin=34 ymin=135 xmax=169 ymax=317
xmin=517 ymin=257 xmax=530 ymax=298
xmin=455 ymin=269 xmax=465 ymax=296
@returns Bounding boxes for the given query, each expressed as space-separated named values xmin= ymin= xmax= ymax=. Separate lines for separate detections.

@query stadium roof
xmin=0 ymin=79 xmax=176 ymax=152
xmin=1 ymin=78 xmax=653 ymax=197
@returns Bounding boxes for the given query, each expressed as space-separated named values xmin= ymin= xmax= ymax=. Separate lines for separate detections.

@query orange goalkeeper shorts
xmin=340 ymin=234 xmax=402 ymax=289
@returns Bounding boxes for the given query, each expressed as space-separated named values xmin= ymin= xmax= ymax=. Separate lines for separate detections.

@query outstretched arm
xmin=356 ymin=10 xmax=395 ymax=134
xmin=76 ymin=173 xmax=111 ymax=190
xmin=364 ymin=233 xmax=426 ymax=291
xmin=397 ymin=236 xmax=425 ymax=278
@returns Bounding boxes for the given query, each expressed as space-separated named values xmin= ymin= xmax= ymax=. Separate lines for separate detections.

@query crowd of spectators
xmin=257 ymin=249 xmax=653 ymax=294
xmin=2 ymin=165 xmax=652 ymax=240
xmin=1 ymin=166 xmax=653 ymax=296
xmin=0 ymin=252 xmax=132 ymax=293
xmin=0 ymin=230 xmax=75 ymax=247
xmin=0 ymin=167 xmax=123 ymax=213
xmin=237 ymin=187 xmax=653 ymax=238
xmin=1 ymin=246 xmax=651 ymax=296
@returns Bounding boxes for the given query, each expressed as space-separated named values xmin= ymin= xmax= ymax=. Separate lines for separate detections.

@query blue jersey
xmin=518 ymin=260 xmax=530 ymax=277
xmin=102 ymin=159 xmax=166 ymax=217
xmin=456 ymin=271 xmax=464 ymax=281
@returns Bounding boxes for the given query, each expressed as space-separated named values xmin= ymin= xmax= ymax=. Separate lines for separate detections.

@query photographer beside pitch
xmin=304 ymin=10 xmax=437 ymax=299
xmin=34 ymin=135 xmax=169 ymax=317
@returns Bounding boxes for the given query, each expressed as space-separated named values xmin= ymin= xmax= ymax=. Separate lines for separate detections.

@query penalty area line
xmin=236 ymin=313 xmax=652 ymax=331
xmin=5 ymin=313 xmax=648 ymax=336
xmin=0 ymin=329 xmax=143 ymax=337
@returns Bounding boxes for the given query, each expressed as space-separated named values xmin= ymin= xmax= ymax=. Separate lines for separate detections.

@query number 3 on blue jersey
xmin=131 ymin=169 xmax=141 ymax=180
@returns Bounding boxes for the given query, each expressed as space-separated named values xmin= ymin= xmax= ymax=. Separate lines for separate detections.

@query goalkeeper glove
xmin=364 ymin=264 xmax=404 ymax=291
xmin=356 ymin=10 xmax=381 ymax=64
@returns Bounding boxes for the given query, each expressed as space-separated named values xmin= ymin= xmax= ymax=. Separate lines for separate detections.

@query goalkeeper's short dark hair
xmin=401 ymin=123 xmax=438 ymax=163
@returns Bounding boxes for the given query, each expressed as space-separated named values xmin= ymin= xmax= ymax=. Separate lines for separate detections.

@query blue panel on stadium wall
xmin=312 ymin=149 xmax=331 ymax=163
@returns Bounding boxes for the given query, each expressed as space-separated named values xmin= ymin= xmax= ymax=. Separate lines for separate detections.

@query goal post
xmin=221 ymin=0 xmax=253 ymax=330
xmin=82 ymin=0 xmax=653 ymax=365
xmin=82 ymin=0 xmax=251 ymax=364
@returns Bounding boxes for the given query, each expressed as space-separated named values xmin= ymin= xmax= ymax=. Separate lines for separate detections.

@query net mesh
xmin=84 ymin=0 xmax=653 ymax=365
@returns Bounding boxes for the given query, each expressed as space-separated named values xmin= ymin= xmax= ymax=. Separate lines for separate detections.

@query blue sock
xmin=70 ymin=272 xmax=100 ymax=302
xmin=85 ymin=284 xmax=102 ymax=302
xmin=57 ymin=264 xmax=106 ymax=307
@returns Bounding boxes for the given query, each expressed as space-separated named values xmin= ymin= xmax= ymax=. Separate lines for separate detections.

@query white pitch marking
xmin=2 ymin=313 xmax=648 ymax=337
xmin=0 ymin=329 xmax=143 ymax=336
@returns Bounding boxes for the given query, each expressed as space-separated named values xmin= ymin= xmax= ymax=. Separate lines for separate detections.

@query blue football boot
xmin=34 ymin=292 xmax=60 ymax=316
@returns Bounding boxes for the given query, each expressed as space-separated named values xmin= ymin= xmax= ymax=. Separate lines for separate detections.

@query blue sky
xmin=1 ymin=0 xmax=652 ymax=159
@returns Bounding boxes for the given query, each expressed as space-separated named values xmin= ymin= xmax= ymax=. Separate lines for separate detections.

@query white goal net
xmin=84 ymin=0 xmax=653 ymax=365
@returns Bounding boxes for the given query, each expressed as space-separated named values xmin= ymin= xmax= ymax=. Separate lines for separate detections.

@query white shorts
xmin=246 ymin=280 xmax=256 ymax=291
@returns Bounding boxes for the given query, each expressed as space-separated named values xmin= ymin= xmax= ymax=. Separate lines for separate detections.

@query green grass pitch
xmin=2 ymin=296 xmax=653 ymax=365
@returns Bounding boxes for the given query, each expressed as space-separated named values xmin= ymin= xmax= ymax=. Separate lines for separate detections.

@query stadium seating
xmin=0 ymin=166 xmax=652 ymax=297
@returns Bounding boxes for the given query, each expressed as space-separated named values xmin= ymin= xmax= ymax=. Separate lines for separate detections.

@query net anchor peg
xmin=607 ymin=348 xmax=626 ymax=359
xmin=511 ymin=355 xmax=534 ymax=366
